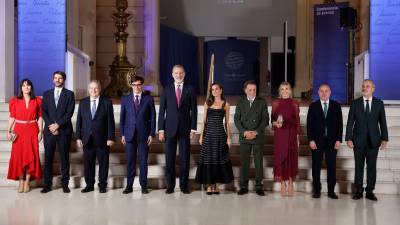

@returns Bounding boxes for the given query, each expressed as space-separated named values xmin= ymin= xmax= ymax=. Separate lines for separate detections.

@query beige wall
xmin=96 ymin=0 xmax=145 ymax=87
xmin=295 ymin=0 xmax=368 ymax=97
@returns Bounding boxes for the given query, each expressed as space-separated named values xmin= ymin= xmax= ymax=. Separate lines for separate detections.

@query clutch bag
xmin=9 ymin=132 xmax=17 ymax=142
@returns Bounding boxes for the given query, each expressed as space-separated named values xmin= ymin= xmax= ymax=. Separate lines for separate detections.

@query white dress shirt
xmin=320 ymin=99 xmax=330 ymax=111
xmin=363 ymin=96 xmax=372 ymax=112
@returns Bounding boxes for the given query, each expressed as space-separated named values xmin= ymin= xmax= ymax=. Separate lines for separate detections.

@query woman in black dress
xmin=195 ymin=83 xmax=234 ymax=194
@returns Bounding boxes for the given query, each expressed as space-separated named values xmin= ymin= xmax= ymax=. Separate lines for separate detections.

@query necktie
xmin=176 ymin=85 xmax=182 ymax=107
xmin=323 ymin=102 xmax=328 ymax=136
xmin=365 ymin=100 xmax=370 ymax=116
xmin=250 ymin=99 xmax=253 ymax=108
xmin=91 ymin=100 xmax=96 ymax=119
xmin=55 ymin=89 xmax=60 ymax=107
xmin=134 ymin=95 xmax=140 ymax=112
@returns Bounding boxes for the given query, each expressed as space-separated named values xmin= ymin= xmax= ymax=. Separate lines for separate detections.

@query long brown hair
xmin=206 ymin=83 xmax=226 ymax=107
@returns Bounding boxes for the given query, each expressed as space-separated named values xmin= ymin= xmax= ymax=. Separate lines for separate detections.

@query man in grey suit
xmin=234 ymin=80 xmax=269 ymax=196
xmin=346 ymin=79 xmax=388 ymax=201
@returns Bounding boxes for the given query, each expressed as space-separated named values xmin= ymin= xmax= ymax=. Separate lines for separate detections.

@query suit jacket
xmin=234 ymin=96 xmax=269 ymax=145
xmin=306 ymin=99 xmax=343 ymax=148
xmin=75 ymin=96 xmax=116 ymax=147
xmin=345 ymin=97 xmax=389 ymax=148
xmin=158 ymin=83 xmax=197 ymax=137
xmin=120 ymin=93 xmax=156 ymax=142
xmin=41 ymin=88 xmax=75 ymax=136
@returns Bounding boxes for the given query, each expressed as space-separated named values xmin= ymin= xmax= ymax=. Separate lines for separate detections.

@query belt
xmin=15 ymin=119 xmax=36 ymax=124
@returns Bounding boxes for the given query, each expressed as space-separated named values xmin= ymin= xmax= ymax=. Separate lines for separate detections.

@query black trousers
xmin=311 ymin=138 xmax=337 ymax=193
xmin=165 ymin=130 xmax=190 ymax=190
xmin=83 ymin=137 xmax=110 ymax=189
xmin=354 ymin=138 xmax=379 ymax=193
xmin=43 ymin=134 xmax=71 ymax=187
xmin=125 ymin=132 xmax=149 ymax=188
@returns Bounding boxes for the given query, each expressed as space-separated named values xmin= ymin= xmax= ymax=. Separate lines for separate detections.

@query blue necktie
xmin=91 ymin=100 xmax=96 ymax=119
xmin=323 ymin=102 xmax=328 ymax=136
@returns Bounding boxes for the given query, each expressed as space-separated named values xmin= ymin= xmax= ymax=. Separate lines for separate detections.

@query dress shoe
xmin=256 ymin=190 xmax=265 ymax=196
xmin=312 ymin=192 xmax=321 ymax=198
xmin=40 ymin=186 xmax=52 ymax=194
xmin=123 ymin=187 xmax=133 ymax=194
xmin=141 ymin=188 xmax=149 ymax=194
xmin=99 ymin=188 xmax=107 ymax=193
xmin=81 ymin=186 xmax=94 ymax=193
xmin=181 ymin=189 xmax=191 ymax=194
xmin=62 ymin=186 xmax=71 ymax=193
xmin=165 ymin=188 xmax=174 ymax=194
xmin=328 ymin=192 xmax=338 ymax=199
xmin=237 ymin=188 xmax=249 ymax=195
xmin=365 ymin=192 xmax=378 ymax=201
xmin=352 ymin=192 xmax=363 ymax=200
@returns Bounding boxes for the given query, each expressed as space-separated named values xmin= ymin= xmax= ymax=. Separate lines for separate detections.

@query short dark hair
xmin=53 ymin=71 xmax=66 ymax=80
xmin=131 ymin=76 xmax=144 ymax=84
xmin=243 ymin=80 xmax=257 ymax=89
xmin=17 ymin=79 xmax=36 ymax=99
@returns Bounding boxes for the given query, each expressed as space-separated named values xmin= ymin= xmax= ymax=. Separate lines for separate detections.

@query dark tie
xmin=134 ymin=95 xmax=140 ymax=112
xmin=323 ymin=102 xmax=328 ymax=136
xmin=365 ymin=99 xmax=370 ymax=116
xmin=176 ymin=85 xmax=182 ymax=107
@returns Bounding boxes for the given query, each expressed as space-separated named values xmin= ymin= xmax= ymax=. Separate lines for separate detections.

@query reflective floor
xmin=0 ymin=187 xmax=399 ymax=225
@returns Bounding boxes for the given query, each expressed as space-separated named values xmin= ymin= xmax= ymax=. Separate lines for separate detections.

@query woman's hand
xmin=199 ymin=135 xmax=203 ymax=145
xmin=297 ymin=135 xmax=300 ymax=148
xmin=7 ymin=132 xmax=12 ymax=141
xmin=38 ymin=131 xmax=43 ymax=142
xmin=273 ymin=121 xmax=282 ymax=128
xmin=227 ymin=137 xmax=232 ymax=149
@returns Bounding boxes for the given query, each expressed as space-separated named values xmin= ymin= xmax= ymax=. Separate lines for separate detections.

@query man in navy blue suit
xmin=41 ymin=71 xmax=75 ymax=193
xmin=158 ymin=65 xmax=198 ymax=194
xmin=307 ymin=84 xmax=343 ymax=199
xmin=120 ymin=76 xmax=156 ymax=194
xmin=76 ymin=80 xmax=115 ymax=193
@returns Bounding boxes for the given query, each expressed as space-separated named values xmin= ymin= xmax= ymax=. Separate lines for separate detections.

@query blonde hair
xmin=278 ymin=81 xmax=292 ymax=98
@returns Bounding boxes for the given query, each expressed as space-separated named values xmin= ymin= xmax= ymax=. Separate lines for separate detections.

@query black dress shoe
xmin=206 ymin=191 xmax=213 ymax=195
xmin=62 ymin=186 xmax=70 ymax=193
xmin=123 ymin=187 xmax=133 ymax=194
xmin=141 ymin=188 xmax=149 ymax=194
xmin=365 ymin=192 xmax=378 ymax=201
xmin=165 ymin=188 xmax=174 ymax=194
xmin=237 ymin=188 xmax=249 ymax=195
xmin=256 ymin=190 xmax=265 ymax=196
xmin=352 ymin=192 xmax=363 ymax=200
xmin=99 ymin=188 xmax=107 ymax=193
xmin=81 ymin=186 xmax=94 ymax=193
xmin=312 ymin=192 xmax=321 ymax=198
xmin=40 ymin=187 xmax=52 ymax=194
xmin=328 ymin=192 xmax=338 ymax=199
xmin=181 ymin=189 xmax=191 ymax=194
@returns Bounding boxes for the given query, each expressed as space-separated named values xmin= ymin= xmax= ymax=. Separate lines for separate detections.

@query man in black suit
xmin=120 ymin=76 xmax=156 ymax=194
xmin=307 ymin=84 xmax=343 ymax=199
xmin=158 ymin=65 xmax=197 ymax=194
xmin=76 ymin=80 xmax=115 ymax=193
xmin=41 ymin=71 xmax=75 ymax=193
xmin=346 ymin=79 xmax=388 ymax=201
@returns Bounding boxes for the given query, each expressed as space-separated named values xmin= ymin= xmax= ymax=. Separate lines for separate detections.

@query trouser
xmin=83 ymin=137 xmax=110 ymax=189
xmin=312 ymin=139 xmax=337 ymax=193
xmin=354 ymin=138 xmax=379 ymax=193
xmin=125 ymin=134 xmax=149 ymax=188
xmin=239 ymin=143 xmax=264 ymax=190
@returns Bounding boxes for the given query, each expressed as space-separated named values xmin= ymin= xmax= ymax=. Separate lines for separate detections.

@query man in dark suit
xmin=120 ymin=76 xmax=156 ymax=194
xmin=158 ymin=65 xmax=197 ymax=194
xmin=76 ymin=80 xmax=115 ymax=193
xmin=307 ymin=84 xmax=343 ymax=199
xmin=41 ymin=71 xmax=75 ymax=193
xmin=346 ymin=79 xmax=388 ymax=201
xmin=234 ymin=80 xmax=269 ymax=196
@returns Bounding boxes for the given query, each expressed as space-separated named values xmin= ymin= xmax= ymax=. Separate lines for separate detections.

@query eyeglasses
xmin=131 ymin=83 xmax=143 ymax=87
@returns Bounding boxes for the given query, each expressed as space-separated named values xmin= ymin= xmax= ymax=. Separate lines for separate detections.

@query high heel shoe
xmin=206 ymin=186 xmax=213 ymax=195
xmin=287 ymin=182 xmax=294 ymax=197
xmin=280 ymin=182 xmax=287 ymax=196
xmin=23 ymin=181 xmax=30 ymax=193
xmin=18 ymin=180 xmax=24 ymax=193
xmin=213 ymin=185 xmax=220 ymax=195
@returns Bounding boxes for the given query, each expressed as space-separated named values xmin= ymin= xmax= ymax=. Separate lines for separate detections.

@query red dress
xmin=272 ymin=98 xmax=300 ymax=181
xmin=7 ymin=97 xmax=43 ymax=180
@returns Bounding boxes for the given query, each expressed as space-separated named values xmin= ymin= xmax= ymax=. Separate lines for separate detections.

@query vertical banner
xmin=313 ymin=3 xmax=348 ymax=102
xmin=18 ymin=0 xmax=66 ymax=95
xmin=370 ymin=0 xmax=400 ymax=100
xmin=204 ymin=39 xmax=259 ymax=95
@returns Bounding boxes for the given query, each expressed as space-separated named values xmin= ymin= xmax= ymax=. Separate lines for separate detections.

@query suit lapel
xmin=127 ymin=93 xmax=136 ymax=117
xmin=91 ymin=96 xmax=102 ymax=120
xmin=137 ymin=94 xmax=146 ymax=114
xmin=179 ymin=84 xmax=187 ymax=108
xmin=56 ymin=88 xmax=66 ymax=111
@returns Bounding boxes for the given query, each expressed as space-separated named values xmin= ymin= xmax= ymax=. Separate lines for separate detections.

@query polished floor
xmin=0 ymin=187 xmax=399 ymax=225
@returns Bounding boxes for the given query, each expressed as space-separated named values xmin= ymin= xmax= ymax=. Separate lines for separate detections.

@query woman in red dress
xmin=7 ymin=79 xmax=43 ymax=193
xmin=272 ymin=82 xmax=300 ymax=196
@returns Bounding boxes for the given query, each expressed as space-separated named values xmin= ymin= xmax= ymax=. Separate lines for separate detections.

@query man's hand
xmin=48 ymin=123 xmax=59 ymax=133
xmin=309 ymin=141 xmax=317 ymax=150
xmin=380 ymin=141 xmax=388 ymax=150
xmin=334 ymin=141 xmax=341 ymax=150
xmin=107 ymin=140 xmax=114 ymax=147
xmin=347 ymin=140 xmax=354 ymax=149
xmin=77 ymin=139 xmax=83 ymax=148
xmin=147 ymin=136 xmax=153 ymax=146
xmin=190 ymin=131 xmax=195 ymax=140
xmin=158 ymin=132 xmax=165 ymax=142
xmin=121 ymin=136 xmax=126 ymax=145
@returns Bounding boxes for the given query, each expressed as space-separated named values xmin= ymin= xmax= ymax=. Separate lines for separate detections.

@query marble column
xmin=0 ymin=0 xmax=15 ymax=103
xmin=144 ymin=0 xmax=161 ymax=96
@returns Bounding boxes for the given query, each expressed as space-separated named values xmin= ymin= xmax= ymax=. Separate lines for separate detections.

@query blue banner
xmin=313 ymin=3 xmax=349 ymax=103
xmin=205 ymin=39 xmax=259 ymax=95
xmin=18 ymin=0 xmax=66 ymax=96
xmin=370 ymin=0 xmax=400 ymax=100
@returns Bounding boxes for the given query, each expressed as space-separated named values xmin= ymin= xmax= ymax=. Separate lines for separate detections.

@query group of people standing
xmin=6 ymin=65 xmax=388 ymax=201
